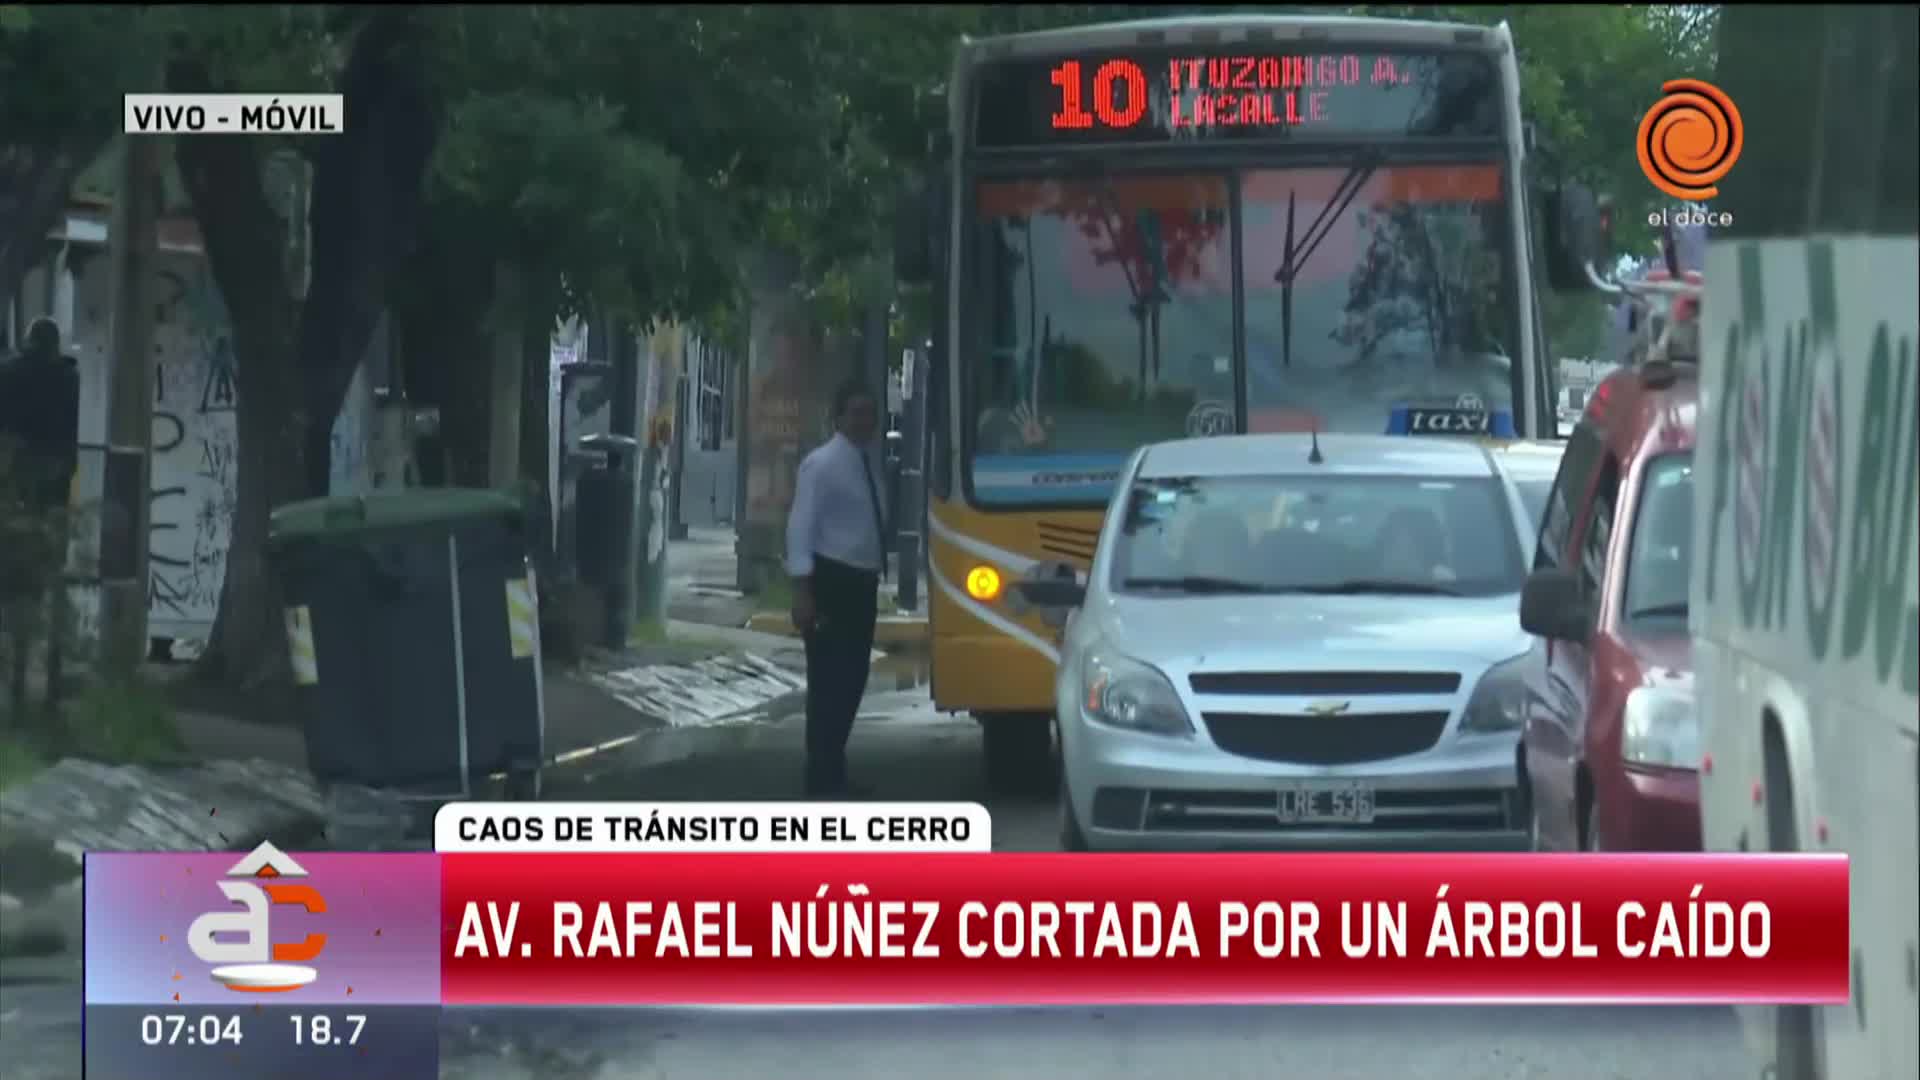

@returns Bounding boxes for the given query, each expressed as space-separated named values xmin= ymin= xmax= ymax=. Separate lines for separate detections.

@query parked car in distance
xmin=1019 ymin=433 xmax=1541 ymax=852
xmin=1517 ymin=362 xmax=1701 ymax=851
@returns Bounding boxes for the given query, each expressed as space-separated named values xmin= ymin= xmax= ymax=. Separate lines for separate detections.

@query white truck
xmin=1689 ymin=7 xmax=1919 ymax=1080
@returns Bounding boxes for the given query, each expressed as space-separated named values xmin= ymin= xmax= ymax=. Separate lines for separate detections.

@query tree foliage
xmin=0 ymin=6 xmax=167 ymax=315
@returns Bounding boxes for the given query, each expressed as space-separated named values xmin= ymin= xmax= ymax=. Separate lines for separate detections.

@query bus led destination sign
xmin=975 ymin=49 xmax=1499 ymax=147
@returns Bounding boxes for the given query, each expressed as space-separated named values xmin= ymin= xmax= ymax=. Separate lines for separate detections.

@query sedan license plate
xmin=1277 ymin=783 xmax=1376 ymax=824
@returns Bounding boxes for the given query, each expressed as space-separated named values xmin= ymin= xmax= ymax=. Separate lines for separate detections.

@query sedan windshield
xmin=1622 ymin=453 xmax=1695 ymax=622
xmin=1111 ymin=473 xmax=1525 ymax=597
xmin=1514 ymin=477 xmax=1553 ymax=531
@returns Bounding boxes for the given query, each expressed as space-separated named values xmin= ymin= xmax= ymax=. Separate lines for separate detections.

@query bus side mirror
xmin=1017 ymin=578 xmax=1086 ymax=610
xmin=1543 ymin=182 xmax=1614 ymax=292
xmin=895 ymin=182 xmax=932 ymax=286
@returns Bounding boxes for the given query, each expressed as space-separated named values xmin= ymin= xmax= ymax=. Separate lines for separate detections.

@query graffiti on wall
xmin=147 ymin=258 xmax=238 ymax=637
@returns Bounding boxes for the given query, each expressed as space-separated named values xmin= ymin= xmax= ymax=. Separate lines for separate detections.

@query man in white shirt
xmin=786 ymin=378 xmax=888 ymax=797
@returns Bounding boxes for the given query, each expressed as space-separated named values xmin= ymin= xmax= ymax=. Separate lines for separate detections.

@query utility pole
xmin=99 ymin=136 xmax=161 ymax=675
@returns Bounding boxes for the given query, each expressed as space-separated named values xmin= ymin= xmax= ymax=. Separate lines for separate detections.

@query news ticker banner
xmin=85 ymin=802 xmax=1848 ymax=1072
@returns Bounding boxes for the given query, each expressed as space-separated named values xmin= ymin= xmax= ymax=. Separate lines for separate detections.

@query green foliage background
xmin=6 ymin=4 xmax=1717 ymax=349
xmin=1 ymin=5 xmax=1720 ymax=688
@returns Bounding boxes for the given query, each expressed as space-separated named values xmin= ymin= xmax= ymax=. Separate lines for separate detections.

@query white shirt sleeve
xmin=786 ymin=452 xmax=820 ymax=577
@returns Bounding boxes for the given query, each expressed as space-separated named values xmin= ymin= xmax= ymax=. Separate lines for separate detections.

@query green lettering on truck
xmin=1762 ymin=315 xmax=1808 ymax=631
xmin=1803 ymin=243 xmax=1843 ymax=660
xmin=1869 ymin=332 xmax=1916 ymax=685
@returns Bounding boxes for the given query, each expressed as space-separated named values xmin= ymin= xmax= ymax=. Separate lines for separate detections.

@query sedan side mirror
xmin=1519 ymin=568 xmax=1591 ymax=643
xmin=1017 ymin=578 xmax=1086 ymax=610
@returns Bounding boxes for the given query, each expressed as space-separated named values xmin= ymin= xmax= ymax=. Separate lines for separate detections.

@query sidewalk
xmin=0 ymin=595 xmax=807 ymax=965
xmin=0 ymin=525 xmax=840 ymax=965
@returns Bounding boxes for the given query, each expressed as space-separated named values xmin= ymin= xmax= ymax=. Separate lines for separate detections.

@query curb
xmin=744 ymin=611 xmax=929 ymax=649
xmin=0 ymin=793 xmax=323 ymax=965
xmin=0 ymin=703 xmax=801 ymax=965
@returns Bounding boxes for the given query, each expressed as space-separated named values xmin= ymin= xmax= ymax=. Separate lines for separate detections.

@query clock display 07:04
xmin=140 ymin=1014 xmax=243 ymax=1046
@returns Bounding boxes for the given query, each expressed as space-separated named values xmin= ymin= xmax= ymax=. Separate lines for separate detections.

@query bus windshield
xmin=1242 ymin=163 xmax=1516 ymax=435
xmin=968 ymin=175 xmax=1234 ymax=504
xmin=964 ymin=162 xmax=1520 ymax=506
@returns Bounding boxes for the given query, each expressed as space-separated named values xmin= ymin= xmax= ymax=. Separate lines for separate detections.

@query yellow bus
xmin=897 ymin=15 xmax=1561 ymax=793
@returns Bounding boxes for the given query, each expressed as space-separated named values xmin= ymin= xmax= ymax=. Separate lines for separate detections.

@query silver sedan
xmin=1020 ymin=433 xmax=1543 ymax=852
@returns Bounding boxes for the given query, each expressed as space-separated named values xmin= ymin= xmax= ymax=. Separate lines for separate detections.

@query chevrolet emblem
xmin=1304 ymin=700 xmax=1352 ymax=716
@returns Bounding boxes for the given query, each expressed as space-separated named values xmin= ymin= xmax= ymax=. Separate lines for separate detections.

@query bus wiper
xmin=1122 ymin=575 xmax=1270 ymax=594
xmin=1628 ymin=602 xmax=1690 ymax=619
xmin=1282 ymin=579 xmax=1463 ymax=597
xmin=1272 ymin=152 xmax=1381 ymax=370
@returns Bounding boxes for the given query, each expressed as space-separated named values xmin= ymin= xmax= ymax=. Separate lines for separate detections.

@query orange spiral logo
xmin=1637 ymin=79 xmax=1744 ymax=201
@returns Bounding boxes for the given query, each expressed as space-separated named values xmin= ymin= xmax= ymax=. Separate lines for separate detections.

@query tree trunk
xmin=518 ymin=309 xmax=554 ymax=558
xmin=396 ymin=207 xmax=498 ymax=488
xmin=295 ymin=9 xmax=438 ymax=497
xmin=170 ymin=11 xmax=435 ymax=693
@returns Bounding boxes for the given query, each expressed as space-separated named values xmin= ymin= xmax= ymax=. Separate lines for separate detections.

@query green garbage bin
xmin=269 ymin=489 xmax=545 ymax=800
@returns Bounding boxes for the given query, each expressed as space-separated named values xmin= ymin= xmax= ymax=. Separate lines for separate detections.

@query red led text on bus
xmin=1047 ymin=54 xmax=1411 ymax=132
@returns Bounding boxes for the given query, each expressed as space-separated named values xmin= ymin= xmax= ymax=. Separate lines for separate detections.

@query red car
xmin=1516 ymin=360 xmax=1700 ymax=852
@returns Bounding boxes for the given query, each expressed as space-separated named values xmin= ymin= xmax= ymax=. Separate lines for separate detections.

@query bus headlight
xmin=1460 ymin=654 xmax=1530 ymax=733
xmin=1080 ymin=651 xmax=1192 ymax=737
xmin=1622 ymin=684 xmax=1698 ymax=769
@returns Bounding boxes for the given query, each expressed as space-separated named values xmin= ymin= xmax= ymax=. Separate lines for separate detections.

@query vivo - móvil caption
xmin=124 ymin=94 xmax=345 ymax=135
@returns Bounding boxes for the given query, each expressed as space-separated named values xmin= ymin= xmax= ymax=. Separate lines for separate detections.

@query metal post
xmin=603 ymin=318 xmax=639 ymax=648
xmin=99 ymin=136 xmax=161 ymax=675
xmin=895 ymin=344 xmax=926 ymax=612
xmin=732 ymin=333 xmax=752 ymax=592
xmin=667 ymin=338 xmax=691 ymax=541
xmin=861 ymin=285 xmax=890 ymax=574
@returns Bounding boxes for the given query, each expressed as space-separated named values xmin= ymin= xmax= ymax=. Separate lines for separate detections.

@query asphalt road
xmin=481 ymin=676 xmax=1754 ymax=1080
xmin=0 ymin=673 xmax=1757 ymax=1080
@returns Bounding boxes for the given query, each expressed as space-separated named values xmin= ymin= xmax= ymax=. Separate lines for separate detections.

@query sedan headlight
xmin=1460 ymin=654 xmax=1530 ymax=733
xmin=1079 ymin=651 xmax=1193 ymax=737
xmin=1622 ymin=684 xmax=1698 ymax=769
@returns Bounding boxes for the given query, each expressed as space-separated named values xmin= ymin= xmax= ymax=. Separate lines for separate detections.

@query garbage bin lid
xmin=270 ymin=488 xmax=522 ymax=542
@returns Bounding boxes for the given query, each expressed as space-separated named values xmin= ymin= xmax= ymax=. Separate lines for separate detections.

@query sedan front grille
xmin=1189 ymin=671 xmax=1462 ymax=696
xmin=1203 ymin=711 xmax=1449 ymax=765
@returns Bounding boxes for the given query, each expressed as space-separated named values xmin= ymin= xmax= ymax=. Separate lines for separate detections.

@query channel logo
xmin=1637 ymin=78 xmax=1744 ymax=201
xmin=185 ymin=841 xmax=328 ymax=992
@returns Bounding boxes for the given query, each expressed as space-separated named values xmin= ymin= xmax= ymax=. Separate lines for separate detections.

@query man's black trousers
xmin=801 ymin=554 xmax=878 ymax=795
